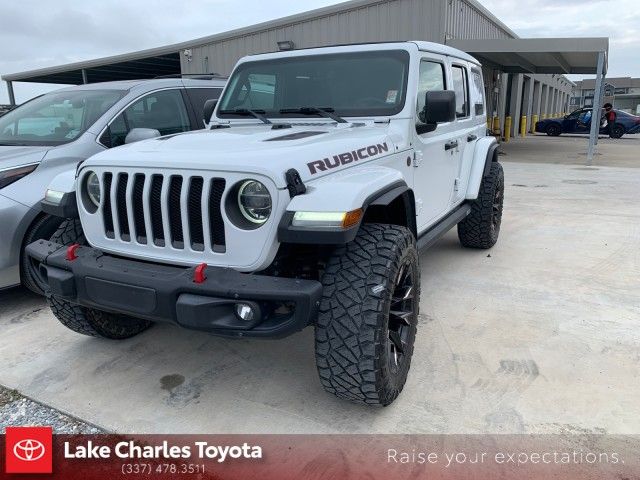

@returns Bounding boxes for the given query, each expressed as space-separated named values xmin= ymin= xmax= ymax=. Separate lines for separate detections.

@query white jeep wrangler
xmin=29 ymin=41 xmax=503 ymax=406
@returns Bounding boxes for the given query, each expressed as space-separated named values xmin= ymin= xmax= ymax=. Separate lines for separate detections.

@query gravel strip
xmin=0 ymin=385 xmax=104 ymax=434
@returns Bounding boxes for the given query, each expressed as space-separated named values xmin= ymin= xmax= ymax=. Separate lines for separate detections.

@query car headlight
xmin=237 ymin=180 xmax=271 ymax=224
xmin=85 ymin=171 xmax=101 ymax=207
xmin=0 ymin=164 xmax=38 ymax=190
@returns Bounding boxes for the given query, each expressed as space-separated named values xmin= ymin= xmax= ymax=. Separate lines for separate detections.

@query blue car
xmin=535 ymin=107 xmax=640 ymax=139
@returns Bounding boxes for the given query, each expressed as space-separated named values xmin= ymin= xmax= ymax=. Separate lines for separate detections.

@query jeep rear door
xmin=451 ymin=64 xmax=488 ymax=206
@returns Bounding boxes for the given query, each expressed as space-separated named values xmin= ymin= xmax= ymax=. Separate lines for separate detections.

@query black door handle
xmin=444 ymin=140 xmax=459 ymax=151
xmin=467 ymin=134 xmax=477 ymax=142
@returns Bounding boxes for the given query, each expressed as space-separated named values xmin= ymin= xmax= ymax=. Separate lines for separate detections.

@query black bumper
xmin=26 ymin=240 xmax=322 ymax=339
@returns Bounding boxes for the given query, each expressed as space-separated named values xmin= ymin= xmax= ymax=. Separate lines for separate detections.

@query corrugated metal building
xmin=181 ymin=0 xmax=511 ymax=75
xmin=177 ymin=0 xmax=573 ymax=136
xmin=2 ymin=0 xmax=575 ymax=136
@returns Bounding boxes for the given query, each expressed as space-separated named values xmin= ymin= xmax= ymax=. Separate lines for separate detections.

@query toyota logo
xmin=13 ymin=439 xmax=46 ymax=462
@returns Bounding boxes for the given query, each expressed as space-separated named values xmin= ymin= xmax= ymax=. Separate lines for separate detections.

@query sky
xmin=1 ymin=0 xmax=638 ymax=104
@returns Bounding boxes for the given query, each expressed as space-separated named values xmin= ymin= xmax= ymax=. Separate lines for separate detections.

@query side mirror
xmin=203 ymin=99 xmax=218 ymax=123
xmin=124 ymin=128 xmax=161 ymax=144
xmin=417 ymin=90 xmax=456 ymax=134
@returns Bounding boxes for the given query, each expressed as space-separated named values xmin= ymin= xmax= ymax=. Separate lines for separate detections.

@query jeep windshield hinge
xmin=285 ymin=169 xmax=307 ymax=198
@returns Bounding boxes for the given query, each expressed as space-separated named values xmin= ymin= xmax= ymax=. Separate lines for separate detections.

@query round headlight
xmin=85 ymin=172 xmax=101 ymax=208
xmin=237 ymin=180 xmax=271 ymax=224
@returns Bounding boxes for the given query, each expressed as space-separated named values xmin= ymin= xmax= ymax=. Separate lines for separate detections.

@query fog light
xmin=235 ymin=303 xmax=255 ymax=322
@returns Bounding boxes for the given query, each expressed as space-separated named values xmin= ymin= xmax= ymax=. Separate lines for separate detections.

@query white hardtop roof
xmin=242 ymin=41 xmax=480 ymax=65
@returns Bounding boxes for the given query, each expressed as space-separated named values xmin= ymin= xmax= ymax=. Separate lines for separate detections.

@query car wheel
xmin=315 ymin=224 xmax=420 ymax=406
xmin=609 ymin=124 xmax=625 ymax=139
xmin=458 ymin=162 xmax=504 ymax=249
xmin=546 ymin=124 xmax=561 ymax=136
xmin=47 ymin=219 xmax=152 ymax=339
xmin=20 ymin=214 xmax=65 ymax=295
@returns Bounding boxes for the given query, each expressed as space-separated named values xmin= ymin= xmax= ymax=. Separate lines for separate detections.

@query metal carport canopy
xmin=447 ymin=37 xmax=609 ymax=164
xmin=446 ymin=37 xmax=609 ymax=75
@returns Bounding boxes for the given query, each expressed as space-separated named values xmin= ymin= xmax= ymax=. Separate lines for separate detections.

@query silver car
xmin=0 ymin=77 xmax=225 ymax=294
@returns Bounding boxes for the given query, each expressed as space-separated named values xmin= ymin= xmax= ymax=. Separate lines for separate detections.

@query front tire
xmin=21 ymin=214 xmax=64 ymax=295
xmin=458 ymin=162 xmax=504 ymax=249
xmin=315 ymin=224 xmax=420 ymax=406
xmin=47 ymin=219 xmax=151 ymax=339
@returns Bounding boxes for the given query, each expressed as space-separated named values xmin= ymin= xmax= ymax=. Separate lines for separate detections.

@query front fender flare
xmin=40 ymin=169 xmax=79 ymax=219
xmin=278 ymin=165 xmax=409 ymax=244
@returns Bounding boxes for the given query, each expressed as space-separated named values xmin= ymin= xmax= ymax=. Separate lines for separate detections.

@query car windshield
xmin=0 ymin=89 xmax=125 ymax=146
xmin=218 ymin=50 xmax=410 ymax=119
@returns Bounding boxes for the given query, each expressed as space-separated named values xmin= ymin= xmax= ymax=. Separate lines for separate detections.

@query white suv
xmin=29 ymin=42 xmax=503 ymax=406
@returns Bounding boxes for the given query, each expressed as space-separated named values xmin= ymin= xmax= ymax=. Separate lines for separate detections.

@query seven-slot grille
xmin=101 ymin=172 xmax=226 ymax=253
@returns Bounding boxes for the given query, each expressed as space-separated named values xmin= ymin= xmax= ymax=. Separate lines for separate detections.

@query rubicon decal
xmin=5 ymin=426 xmax=53 ymax=474
xmin=307 ymin=142 xmax=390 ymax=174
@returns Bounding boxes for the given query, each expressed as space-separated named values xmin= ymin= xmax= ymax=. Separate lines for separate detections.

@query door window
xmin=451 ymin=65 xmax=469 ymax=118
xmin=185 ymin=87 xmax=224 ymax=125
xmin=100 ymin=89 xmax=190 ymax=147
xmin=416 ymin=61 xmax=446 ymax=127
xmin=470 ymin=69 xmax=485 ymax=116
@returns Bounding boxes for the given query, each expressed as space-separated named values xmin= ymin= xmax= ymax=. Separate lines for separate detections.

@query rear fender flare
xmin=465 ymin=137 xmax=498 ymax=200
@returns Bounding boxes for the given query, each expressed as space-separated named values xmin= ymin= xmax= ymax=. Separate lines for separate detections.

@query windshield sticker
xmin=307 ymin=143 xmax=389 ymax=175
xmin=386 ymin=90 xmax=398 ymax=103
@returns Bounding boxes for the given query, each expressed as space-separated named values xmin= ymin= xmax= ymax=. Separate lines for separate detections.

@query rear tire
xmin=546 ymin=124 xmax=561 ymax=136
xmin=315 ymin=224 xmax=420 ymax=406
xmin=47 ymin=219 xmax=151 ymax=339
xmin=609 ymin=123 xmax=625 ymax=139
xmin=458 ymin=162 xmax=504 ymax=249
xmin=21 ymin=214 xmax=64 ymax=295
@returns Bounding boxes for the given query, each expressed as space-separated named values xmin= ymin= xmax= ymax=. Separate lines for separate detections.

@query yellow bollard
xmin=487 ymin=117 xmax=491 ymax=130
xmin=492 ymin=116 xmax=500 ymax=135
xmin=531 ymin=114 xmax=539 ymax=133
xmin=542 ymin=113 xmax=547 ymax=120
xmin=520 ymin=115 xmax=527 ymax=137
xmin=504 ymin=116 xmax=512 ymax=142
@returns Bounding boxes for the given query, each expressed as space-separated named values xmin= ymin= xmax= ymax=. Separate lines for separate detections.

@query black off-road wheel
xmin=458 ymin=162 xmax=504 ymax=249
xmin=46 ymin=219 xmax=152 ymax=339
xmin=546 ymin=124 xmax=561 ymax=136
xmin=315 ymin=224 xmax=420 ymax=406
xmin=21 ymin=214 xmax=64 ymax=295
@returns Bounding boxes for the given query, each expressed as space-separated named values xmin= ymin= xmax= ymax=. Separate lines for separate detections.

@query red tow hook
xmin=194 ymin=263 xmax=208 ymax=284
xmin=66 ymin=244 xmax=81 ymax=261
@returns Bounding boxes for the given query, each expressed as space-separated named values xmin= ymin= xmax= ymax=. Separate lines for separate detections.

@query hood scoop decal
xmin=265 ymin=131 xmax=327 ymax=142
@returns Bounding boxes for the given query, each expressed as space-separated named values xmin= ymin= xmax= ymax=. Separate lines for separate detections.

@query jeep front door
xmin=412 ymin=57 xmax=460 ymax=233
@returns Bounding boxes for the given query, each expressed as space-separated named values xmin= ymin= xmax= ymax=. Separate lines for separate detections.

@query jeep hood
xmin=0 ymin=145 xmax=49 ymax=170
xmin=84 ymin=124 xmax=397 ymax=188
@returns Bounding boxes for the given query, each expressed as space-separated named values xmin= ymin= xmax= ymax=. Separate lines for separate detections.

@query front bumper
xmin=26 ymin=240 xmax=322 ymax=338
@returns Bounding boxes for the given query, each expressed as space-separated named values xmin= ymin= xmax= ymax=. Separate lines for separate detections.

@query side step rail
xmin=417 ymin=203 xmax=471 ymax=251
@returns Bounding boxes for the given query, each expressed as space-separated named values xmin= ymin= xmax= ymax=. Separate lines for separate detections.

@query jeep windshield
xmin=218 ymin=50 xmax=410 ymax=120
xmin=0 ymin=89 xmax=124 ymax=146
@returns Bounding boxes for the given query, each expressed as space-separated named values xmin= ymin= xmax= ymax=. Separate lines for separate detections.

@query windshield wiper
xmin=218 ymin=108 xmax=272 ymax=125
xmin=279 ymin=107 xmax=348 ymax=124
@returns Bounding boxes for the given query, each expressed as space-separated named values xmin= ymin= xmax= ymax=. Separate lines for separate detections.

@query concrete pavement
xmin=0 ymin=139 xmax=638 ymax=434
